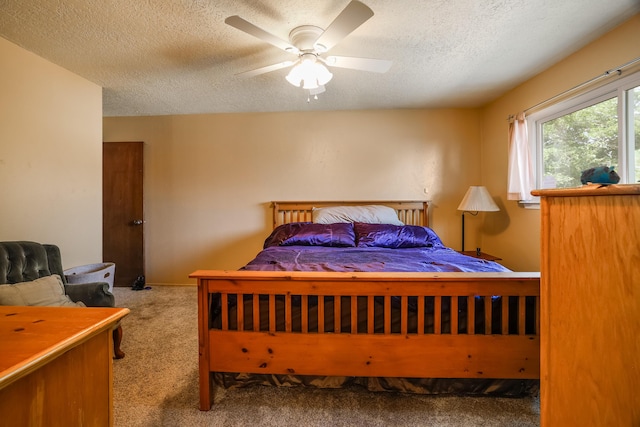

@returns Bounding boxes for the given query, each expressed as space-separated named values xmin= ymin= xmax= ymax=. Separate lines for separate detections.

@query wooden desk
xmin=0 ymin=306 xmax=129 ymax=426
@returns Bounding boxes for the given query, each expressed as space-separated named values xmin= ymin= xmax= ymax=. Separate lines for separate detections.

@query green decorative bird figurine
xmin=580 ymin=166 xmax=620 ymax=185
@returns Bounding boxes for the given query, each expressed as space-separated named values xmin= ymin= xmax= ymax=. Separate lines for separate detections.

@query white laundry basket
xmin=64 ymin=262 xmax=116 ymax=293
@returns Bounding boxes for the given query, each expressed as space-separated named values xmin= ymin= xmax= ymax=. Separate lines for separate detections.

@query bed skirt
xmin=213 ymin=372 xmax=539 ymax=397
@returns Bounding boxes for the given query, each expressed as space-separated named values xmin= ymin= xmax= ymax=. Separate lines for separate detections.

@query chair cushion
xmin=0 ymin=275 xmax=85 ymax=307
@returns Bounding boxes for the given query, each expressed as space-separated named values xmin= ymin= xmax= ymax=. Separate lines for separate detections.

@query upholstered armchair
xmin=0 ymin=241 xmax=124 ymax=358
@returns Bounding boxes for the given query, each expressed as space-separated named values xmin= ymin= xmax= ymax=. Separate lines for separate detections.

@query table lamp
xmin=457 ymin=186 xmax=499 ymax=252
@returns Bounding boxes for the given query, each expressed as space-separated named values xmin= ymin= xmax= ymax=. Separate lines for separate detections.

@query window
xmin=630 ymin=84 xmax=640 ymax=183
xmin=528 ymin=71 xmax=640 ymax=190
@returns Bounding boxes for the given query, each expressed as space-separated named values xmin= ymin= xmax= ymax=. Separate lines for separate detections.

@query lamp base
xmin=461 ymin=212 xmax=466 ymax=252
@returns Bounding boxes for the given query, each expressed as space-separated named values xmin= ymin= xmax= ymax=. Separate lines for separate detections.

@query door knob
xmin=132 ymin=220 xmax=144 ymax=225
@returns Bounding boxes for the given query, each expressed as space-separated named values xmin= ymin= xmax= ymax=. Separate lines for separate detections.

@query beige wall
xmin=480 ymin=14 xmax=640 ymax=271
xmin=0 ymin=37 xmax=103 ymax=268
xmin=104 ymin=109 xmax=483 ymax=284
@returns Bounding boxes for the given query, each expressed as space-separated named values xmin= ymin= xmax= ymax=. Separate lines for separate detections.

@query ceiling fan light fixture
xmin=314 ymin=62 xmax=333 ymax=86
xmin=285 ymin=53 xmax=333 ymax=90
xmin=302 ymin=78 xmax=319 ymax=90
xmin=285 ymin=66 xmax=303 ymax=87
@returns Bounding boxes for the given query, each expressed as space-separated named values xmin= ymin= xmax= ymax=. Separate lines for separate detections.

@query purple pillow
xmin=354 ymin=222 xmax=444 ymax=248
xmin=263 ymin=222 xmax=356 ymax=248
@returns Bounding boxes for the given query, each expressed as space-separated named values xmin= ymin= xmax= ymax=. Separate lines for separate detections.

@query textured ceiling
xmin=1 ymin=0 xmax=639 ymax=116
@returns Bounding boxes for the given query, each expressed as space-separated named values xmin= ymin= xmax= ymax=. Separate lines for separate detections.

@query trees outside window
xmin=542 ymin=97 xmax=618 ymax=188
xmin=530 ymin=72 xmax=640 ymax=190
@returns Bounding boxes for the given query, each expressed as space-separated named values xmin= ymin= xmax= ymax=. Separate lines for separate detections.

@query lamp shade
xmin=457 ymin=186 xmax=499 ymax=212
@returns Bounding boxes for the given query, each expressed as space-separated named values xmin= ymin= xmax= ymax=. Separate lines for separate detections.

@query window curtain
xmin=507 ymin=112 xmax=534 ymax=201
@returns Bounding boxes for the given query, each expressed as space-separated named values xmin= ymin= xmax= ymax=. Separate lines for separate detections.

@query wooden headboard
xmin=271 ymin=201 xmax=429 ymax=229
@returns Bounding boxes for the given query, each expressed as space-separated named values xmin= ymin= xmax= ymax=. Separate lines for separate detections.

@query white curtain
xmin=507 ymin=112 xmax=534 ymax=201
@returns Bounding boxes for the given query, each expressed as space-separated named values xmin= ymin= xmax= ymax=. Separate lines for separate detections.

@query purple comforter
xmin=241 ymin=245 xmax=510 ymax=273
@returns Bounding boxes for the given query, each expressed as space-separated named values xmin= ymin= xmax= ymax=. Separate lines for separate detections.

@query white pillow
xmin=312 ymin=205 xmax=404 ymax=225
xmin=0 ymin=275 xmax=85 ymax=307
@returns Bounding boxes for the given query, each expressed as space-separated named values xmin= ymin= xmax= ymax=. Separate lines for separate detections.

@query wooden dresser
xmin=0 ymin=306 xmax=129 ymax=426
xmin=532 ymin=184 xmax=640 ymax=426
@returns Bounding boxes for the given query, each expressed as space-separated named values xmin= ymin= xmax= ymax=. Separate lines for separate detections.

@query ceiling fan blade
xmin=324 ymin=56 xmax=392 ymax=73
xmin=313 ymin=1 xmax=374 ymax=52
xmin=225 ymin=16 xmax=299 ymax=54
xmin=236 ymin=61 xmax=296 ymax=78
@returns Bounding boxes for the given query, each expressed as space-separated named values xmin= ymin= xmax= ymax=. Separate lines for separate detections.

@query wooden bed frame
xmin=190 ymin=201 xmax=540 ymax=411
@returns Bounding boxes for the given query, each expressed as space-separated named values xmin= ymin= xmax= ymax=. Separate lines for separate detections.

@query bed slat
xmin=519 ymin=296 xmax=526 ymax=335
xmin=301 ymin=295 xmax=309 ymax=333
xmin=401 ymin=296 xmax=408 ymax=335
xmin=484 ymin=297 xmax=492 ymax=335
xmin=434 ymin=296 xmax=442 ymax=334
xmin=367 ymin=295 xmax=374 ymax=334
xmin=237 ymin=294 xmax=244 ymax=331
xmin=467 ymin=296 xmax=474 ymax=335
xmin=285 ymin=294 xmax=292 ymax=332
xmin=501 ymin=297 xmax=509 ymax=335
xmin=417 ymin=296 xmax=425 ymax=334
xmin=252 ymin=294 xmax=260 ymax=332
xmin=269 ymin=295 xmax=276 ymax=333
xmin=451 ymin=297 xmax=459 ymax=335
xmin=384 ymin=296 xmax=391 ymax=335
xmin=334 ymin=296 xmax=341 ymax=333
xmin=318 ymin=296 xmax=325 ymax=333
xmin=351 ymin=297 xmax=358 ymax=334
xmin=221 ymin=294 xmax=229 ymax=331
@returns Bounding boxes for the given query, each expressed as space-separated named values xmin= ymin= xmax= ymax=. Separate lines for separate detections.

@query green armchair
xmin=0 ymin=241 xmax=124 ymax=358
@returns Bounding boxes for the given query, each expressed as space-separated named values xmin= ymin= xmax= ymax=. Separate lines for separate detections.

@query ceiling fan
xmin=225 ymin=0 xmax=392 ymax=98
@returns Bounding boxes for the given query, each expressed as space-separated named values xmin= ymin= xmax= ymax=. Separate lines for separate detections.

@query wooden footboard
xmin=190 ymin=270 xmax=540 ymax=411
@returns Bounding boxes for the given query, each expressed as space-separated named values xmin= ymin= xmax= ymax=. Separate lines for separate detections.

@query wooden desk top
xmin=0 ymin=306 xmax=129 ymax=390
xmin=532 ymin=183 xmax=640 ymax=197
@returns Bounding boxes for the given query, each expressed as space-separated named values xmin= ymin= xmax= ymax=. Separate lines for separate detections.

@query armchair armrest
xmin=65 ymin=282 xmax=115 ymax=307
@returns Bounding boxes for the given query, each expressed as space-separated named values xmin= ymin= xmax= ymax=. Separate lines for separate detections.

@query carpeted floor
xmin=112 ymin=285 xmax=540 ymax=427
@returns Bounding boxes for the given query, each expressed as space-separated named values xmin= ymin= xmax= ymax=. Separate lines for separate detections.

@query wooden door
xmin=103 ymin=141 xmax=144 ymax=288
